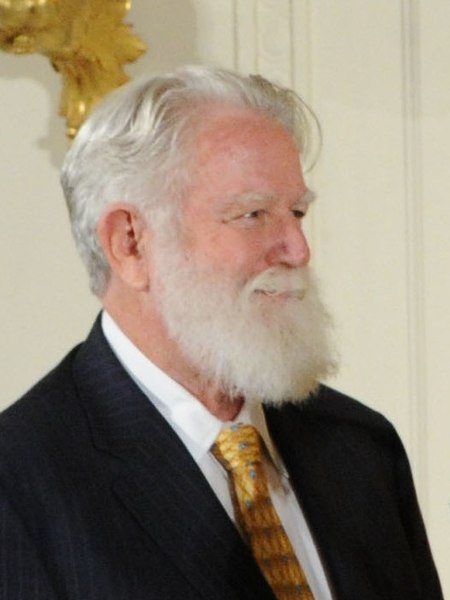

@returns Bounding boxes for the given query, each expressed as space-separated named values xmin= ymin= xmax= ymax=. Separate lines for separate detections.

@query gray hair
xmin=60 ymin=64 xmax=320 ymax=296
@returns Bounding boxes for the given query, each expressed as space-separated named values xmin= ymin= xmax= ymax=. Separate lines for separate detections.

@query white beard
xmin=151 ymin=238 xmax=338 ymax=406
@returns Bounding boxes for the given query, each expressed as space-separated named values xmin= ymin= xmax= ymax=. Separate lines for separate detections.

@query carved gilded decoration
xmin=0 ymin=0 xmax=146 ymax=138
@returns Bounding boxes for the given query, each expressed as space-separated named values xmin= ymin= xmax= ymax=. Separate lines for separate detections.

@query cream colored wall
xmin=1 ymin=0 xmax=448 ymax=592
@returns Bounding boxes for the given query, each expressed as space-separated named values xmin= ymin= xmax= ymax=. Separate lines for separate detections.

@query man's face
xmin=179 ymin=105 xmax=312 ymax=292
xmin=149 ymin=105 xmax=336 ymax=403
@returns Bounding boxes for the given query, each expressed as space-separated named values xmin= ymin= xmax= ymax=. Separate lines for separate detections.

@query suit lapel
xmin=73 ymin=319 xmax=275 ymax=600
xmin=265 ymin=396 xmax=394 ymax=600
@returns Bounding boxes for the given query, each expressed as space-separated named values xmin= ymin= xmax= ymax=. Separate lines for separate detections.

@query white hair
xmin=60 ymin=64 xmax=320 ymax=296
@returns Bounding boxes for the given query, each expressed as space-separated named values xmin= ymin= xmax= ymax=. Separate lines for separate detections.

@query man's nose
xmin=266 ymin=217 xmax=311 ymax=268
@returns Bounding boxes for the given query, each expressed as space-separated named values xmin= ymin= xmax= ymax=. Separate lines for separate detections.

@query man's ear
xmin=97 ymin=203 xmax=151 ymax=291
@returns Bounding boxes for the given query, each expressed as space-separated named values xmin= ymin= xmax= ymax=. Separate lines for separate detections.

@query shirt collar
xmin=101 ymin=310 xmax=288 ymax=476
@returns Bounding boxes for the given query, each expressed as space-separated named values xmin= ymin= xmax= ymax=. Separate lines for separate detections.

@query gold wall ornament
xmin=0 ymin=0 xmax=146 ymax=138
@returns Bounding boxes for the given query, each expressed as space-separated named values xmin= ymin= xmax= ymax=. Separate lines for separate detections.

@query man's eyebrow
xmin=220 ymin=189 xmax=317 ymax=216
xmin=218 ymin=192 xmax=274 ymax=215
xmin=225 ymin=192 xmax=275 ymax=206
xmin=225 ymin=189 xmax=317 ymax=207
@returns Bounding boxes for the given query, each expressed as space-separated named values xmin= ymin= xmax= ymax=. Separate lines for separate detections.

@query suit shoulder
xmin=266 ymin=385 xmax=412 ymax=495
xmin=309 ymin=384 xmax=392 ymax=430
xmin=0 ymin=344 xmax=82 ymax=453
xmin=266 ymin=384 xmax=398 ymax=444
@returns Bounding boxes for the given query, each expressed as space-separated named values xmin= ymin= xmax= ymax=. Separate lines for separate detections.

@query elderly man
xmin=0 ymin=66 xmax=442 ymax=599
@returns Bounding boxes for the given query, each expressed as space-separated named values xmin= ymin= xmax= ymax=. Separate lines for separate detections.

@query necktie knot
xmin=212 ymin=424 xmax=263 ymax=472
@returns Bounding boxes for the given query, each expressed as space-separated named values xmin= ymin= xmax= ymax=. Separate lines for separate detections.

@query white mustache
xmin=246 ymin=268 xmax=309 ymax=300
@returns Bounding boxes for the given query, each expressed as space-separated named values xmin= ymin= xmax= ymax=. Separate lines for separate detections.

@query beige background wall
xmin=1 ymin=0 xmax=449 ymax=593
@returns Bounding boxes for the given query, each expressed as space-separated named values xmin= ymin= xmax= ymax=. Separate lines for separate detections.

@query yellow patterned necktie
xmin=212 ymin=424 xmax=314 ymax=600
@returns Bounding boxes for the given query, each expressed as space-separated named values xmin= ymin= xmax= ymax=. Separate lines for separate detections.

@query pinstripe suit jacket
xmin=0 ymin=318 xmax=442 ymax=599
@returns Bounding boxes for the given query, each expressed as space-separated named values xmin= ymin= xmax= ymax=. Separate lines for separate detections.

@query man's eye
xmin=292 ymin=209 xmax=305 ymax=220
xmin=242 ymin=210 xmax=263 ymax=219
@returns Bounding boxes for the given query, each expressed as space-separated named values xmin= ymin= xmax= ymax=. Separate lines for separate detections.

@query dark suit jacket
xmin=0 ymin=319 xmax=443 ymax=599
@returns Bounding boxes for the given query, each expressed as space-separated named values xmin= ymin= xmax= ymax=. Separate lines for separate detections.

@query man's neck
xmin=190 ymin=382 xmax=244 ymax=421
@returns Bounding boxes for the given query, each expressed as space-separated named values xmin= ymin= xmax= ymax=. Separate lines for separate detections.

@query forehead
xmin=194 ymin=104 xmax=297 ymax=158
xmin=188 ymin=104 xmax=305 ymax=200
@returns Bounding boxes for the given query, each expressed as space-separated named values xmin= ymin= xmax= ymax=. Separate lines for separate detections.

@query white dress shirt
xmin=102 ymin=311 xmax=333 ymax=599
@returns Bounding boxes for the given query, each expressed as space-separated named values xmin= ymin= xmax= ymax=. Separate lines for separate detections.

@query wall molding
xmin=401 ymin=0 xmax=428 ymax=515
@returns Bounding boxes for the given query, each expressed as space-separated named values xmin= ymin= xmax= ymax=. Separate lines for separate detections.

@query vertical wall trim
xmin=254 ymin=0 xmax=292 ymax=85
xmin=234 ymin=0 xmax=258 ymax=74
xmin=288 ymin=0 xmax=295 ymax=87
xmin=255 ymin=0 xmax=260 ymax=73
xmin=290 ymin=1 xmax=316 ymax=247
xmin=232 ymin=0 xmax=238 ymax=71
xmin=401 ymin=0 xmax=428 ymax=515
xmin=292 ymin=0 xmax=312 ymax=97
